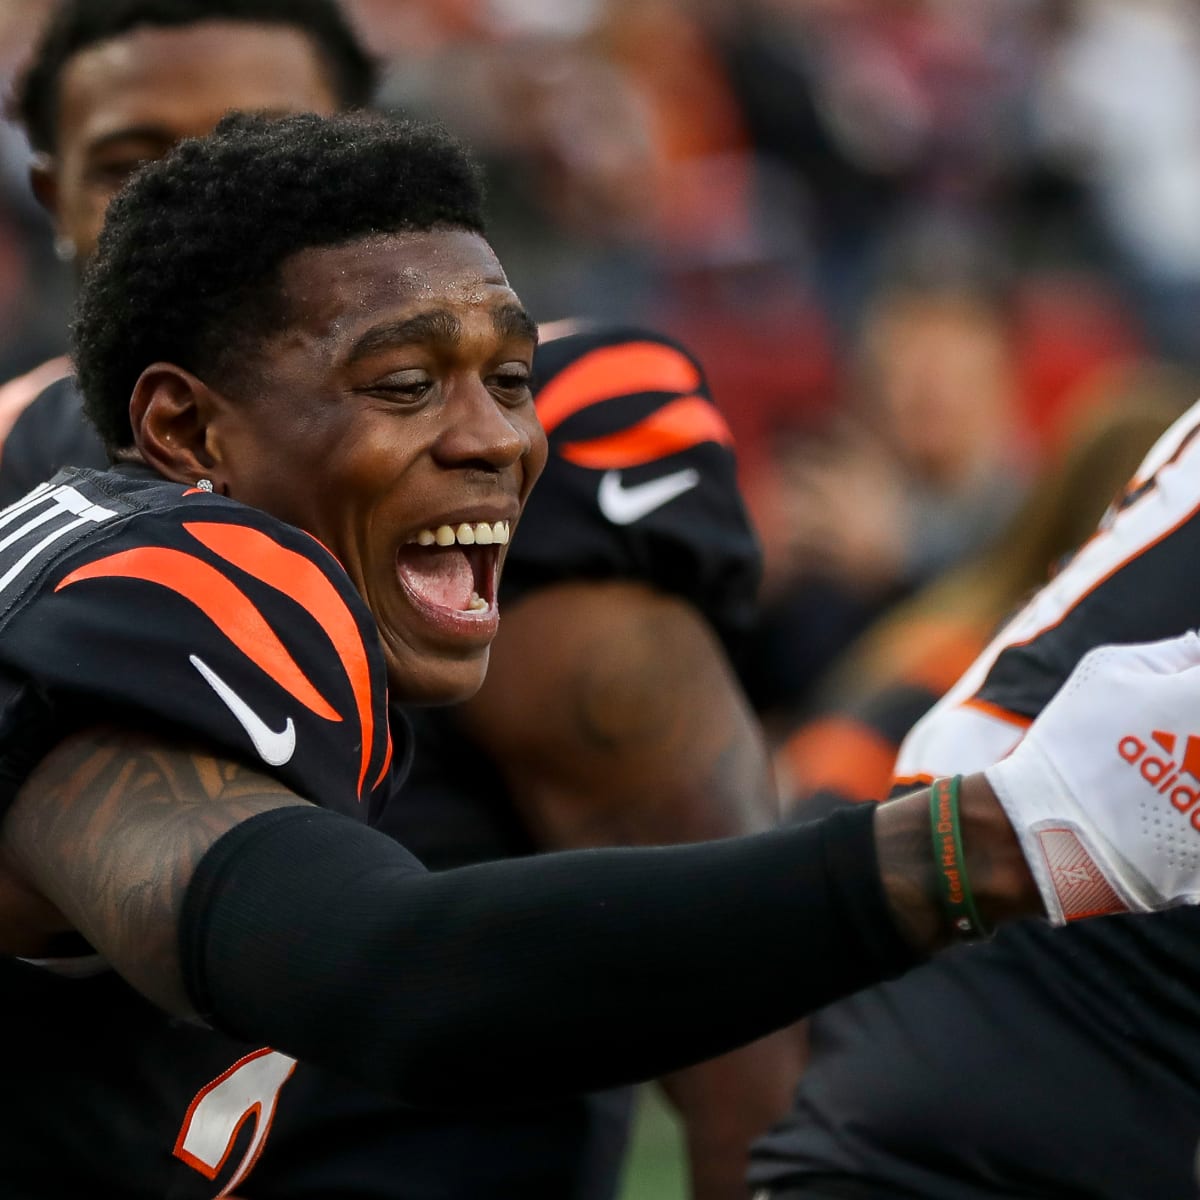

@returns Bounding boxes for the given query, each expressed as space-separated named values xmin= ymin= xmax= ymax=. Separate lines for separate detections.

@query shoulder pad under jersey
xmin=0 ymin=467 xmax=393 ymax=817
xmin=503 ymin=324 xmax=761 ymax=639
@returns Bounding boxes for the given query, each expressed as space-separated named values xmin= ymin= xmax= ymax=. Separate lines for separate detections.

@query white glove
xmin=985 ymin=632 xmax=1200 ymax=924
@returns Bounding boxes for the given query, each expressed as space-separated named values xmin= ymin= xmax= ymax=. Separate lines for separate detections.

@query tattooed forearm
xmin=874 ymin=774 xmax=1039 ymax=952
xmin=0 ymin=724 xmax=308 ymax=1013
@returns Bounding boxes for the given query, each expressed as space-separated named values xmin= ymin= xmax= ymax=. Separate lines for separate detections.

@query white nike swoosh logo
xmin=189 ymin=654 xmax=297 ymax=767
xmin=597 ymin=468 xmax=700 ymax=525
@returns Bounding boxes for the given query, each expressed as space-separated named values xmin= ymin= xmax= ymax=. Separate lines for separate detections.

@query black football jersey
xmin=751 ymin=399 xmax=1200 ymax=1198
xmin=504 ymin=323 xmax=760 ymax=643
xmin=0 ymin=465 xmax=393 ymax=819
xmin=0 ymin=465 xmax=397 ymax=1199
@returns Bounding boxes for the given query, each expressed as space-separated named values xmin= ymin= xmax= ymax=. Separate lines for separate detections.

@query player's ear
xmin=129 ymin=364 xmax=231 ymax=490
xmin=28 ymin=156 xmax=79 ymax=263
xmin=28 ymin=155 xmax=58 ymax=219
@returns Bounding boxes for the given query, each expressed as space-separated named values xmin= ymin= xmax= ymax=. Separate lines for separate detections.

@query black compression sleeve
xmin=180 ymin=804 xmax=915 ymax=1107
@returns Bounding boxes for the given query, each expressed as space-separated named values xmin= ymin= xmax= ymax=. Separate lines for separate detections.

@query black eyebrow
xmin=84 ymin=125 xmax=177 ymax=155
xmin=346 ymin=310 xmax=462 ymax=366
xmin=346 ymin=304 xmax=538 ymax=366
xmin=494 ymin=303 xmax=539 ymax=347
xmin=86 ymin=109 xmax=302 ymax=157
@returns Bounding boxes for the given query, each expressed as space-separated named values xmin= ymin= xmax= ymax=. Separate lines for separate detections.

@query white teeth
xmin=467 ymin=591 xmax=489 ymax=612
xmin=410 ymin=521 xmax=510 ymax=547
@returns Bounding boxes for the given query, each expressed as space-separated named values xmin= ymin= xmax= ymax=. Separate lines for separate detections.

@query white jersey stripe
xmin=0 ymin=484 xmax=121 ymax=603
xmin=0 ymin=515 xmax=93 ymax=598
xmin=0 ymin=481 xmax=54 ymax=529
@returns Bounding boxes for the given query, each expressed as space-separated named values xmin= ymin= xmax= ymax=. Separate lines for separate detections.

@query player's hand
xmin=985 ymin=632 xmax=1200 ymax=923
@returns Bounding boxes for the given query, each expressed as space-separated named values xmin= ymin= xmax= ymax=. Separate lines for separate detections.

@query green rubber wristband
xmin=929 ymin=775 xmax=990 ymax=939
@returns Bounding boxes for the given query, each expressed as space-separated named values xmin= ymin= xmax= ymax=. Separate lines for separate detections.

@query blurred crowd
xmin=3 ymin=0 xmax=1199 ymax=733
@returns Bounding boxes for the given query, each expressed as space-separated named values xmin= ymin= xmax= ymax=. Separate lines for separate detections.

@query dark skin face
xmin=132 ymin=228 xmax=547 ymax=705
xmin=33 ymin=20 xmax=341 ymax=262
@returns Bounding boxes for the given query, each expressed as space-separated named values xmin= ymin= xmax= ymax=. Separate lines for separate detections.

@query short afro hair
xmin=13 ymin=0 xmax=376 ymax=154
xmin=73 ymin=111 xmax=488 ymax=449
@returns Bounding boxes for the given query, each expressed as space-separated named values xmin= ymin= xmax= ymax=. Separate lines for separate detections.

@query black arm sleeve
xmin=181 ymin=804 xmax=916 ymax=1107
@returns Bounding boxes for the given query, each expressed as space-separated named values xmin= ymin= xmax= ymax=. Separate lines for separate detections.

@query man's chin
xmin=384 ymin=645 xmax=490 ymax=708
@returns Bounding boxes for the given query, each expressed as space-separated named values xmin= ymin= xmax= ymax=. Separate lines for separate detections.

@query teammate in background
xmin=0 ymin=5 xmax=800 ymax=1194
xmin=0 ymin=107 xmax=1193 ymax=1199
xmin=750 ymin=394 xmax=1200 ymax=1198
xmin=0 ymin=0 xmax=369 ymax=484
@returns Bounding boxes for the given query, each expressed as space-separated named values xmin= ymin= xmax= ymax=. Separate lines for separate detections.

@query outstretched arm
xmin=3 ymin=636 xmax=1184 ymax=1110
xmin=0 ymin=719 xmax=1029 ymax=1108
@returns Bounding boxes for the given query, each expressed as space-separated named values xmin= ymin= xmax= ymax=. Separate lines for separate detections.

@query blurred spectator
xmin=709 ymin=0 xmax=1042 ymax=331
xmin=742 ymin=250 xmax=1032 ymax=718
xmin=372 ymin=0 xmax=763 ymax=324
xmin=1033 ymin=0 xmax=1200 ymax=363
xmin=378 ymin=29 xmax=660 ymax=324
xmin=1012 ymin=267 xmax=1143 ymax=452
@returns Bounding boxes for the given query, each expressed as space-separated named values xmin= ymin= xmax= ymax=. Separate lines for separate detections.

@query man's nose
xmin=432 ymin=379 xmax=533 ymax=472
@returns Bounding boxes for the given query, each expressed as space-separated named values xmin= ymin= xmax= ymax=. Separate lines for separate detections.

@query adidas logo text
xmin=1118 ymin=730 xmax=1200 ymax=825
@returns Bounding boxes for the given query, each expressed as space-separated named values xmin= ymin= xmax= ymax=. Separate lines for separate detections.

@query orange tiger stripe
xmin=536 ymin=342 xmax=702 ymax=435
xmin=56 ymin=547 xmax=340 ymax=722
xmin=185 ymin=522 xmax=379 ymax=799
xmin=560 ymin=394 xmax=733 ymax=469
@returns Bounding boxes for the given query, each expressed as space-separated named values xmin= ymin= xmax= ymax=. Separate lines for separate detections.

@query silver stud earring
xmin=196 ymin=478 xmax=214 ymax=493
xmin=53 ymin=235 xmax=76 ymax=263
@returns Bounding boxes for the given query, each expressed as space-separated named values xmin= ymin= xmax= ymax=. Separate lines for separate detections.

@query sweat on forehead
xmin=73 ymin=110 xmax=490 ymax=450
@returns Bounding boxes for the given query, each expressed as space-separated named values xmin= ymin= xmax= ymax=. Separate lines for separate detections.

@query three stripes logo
xmin=1117 ymin=729 xmax=1200 ymax=825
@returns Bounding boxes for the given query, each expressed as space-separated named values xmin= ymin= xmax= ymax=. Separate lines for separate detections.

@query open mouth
xmin=395 ymin=520 xmax=509 ymax=632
